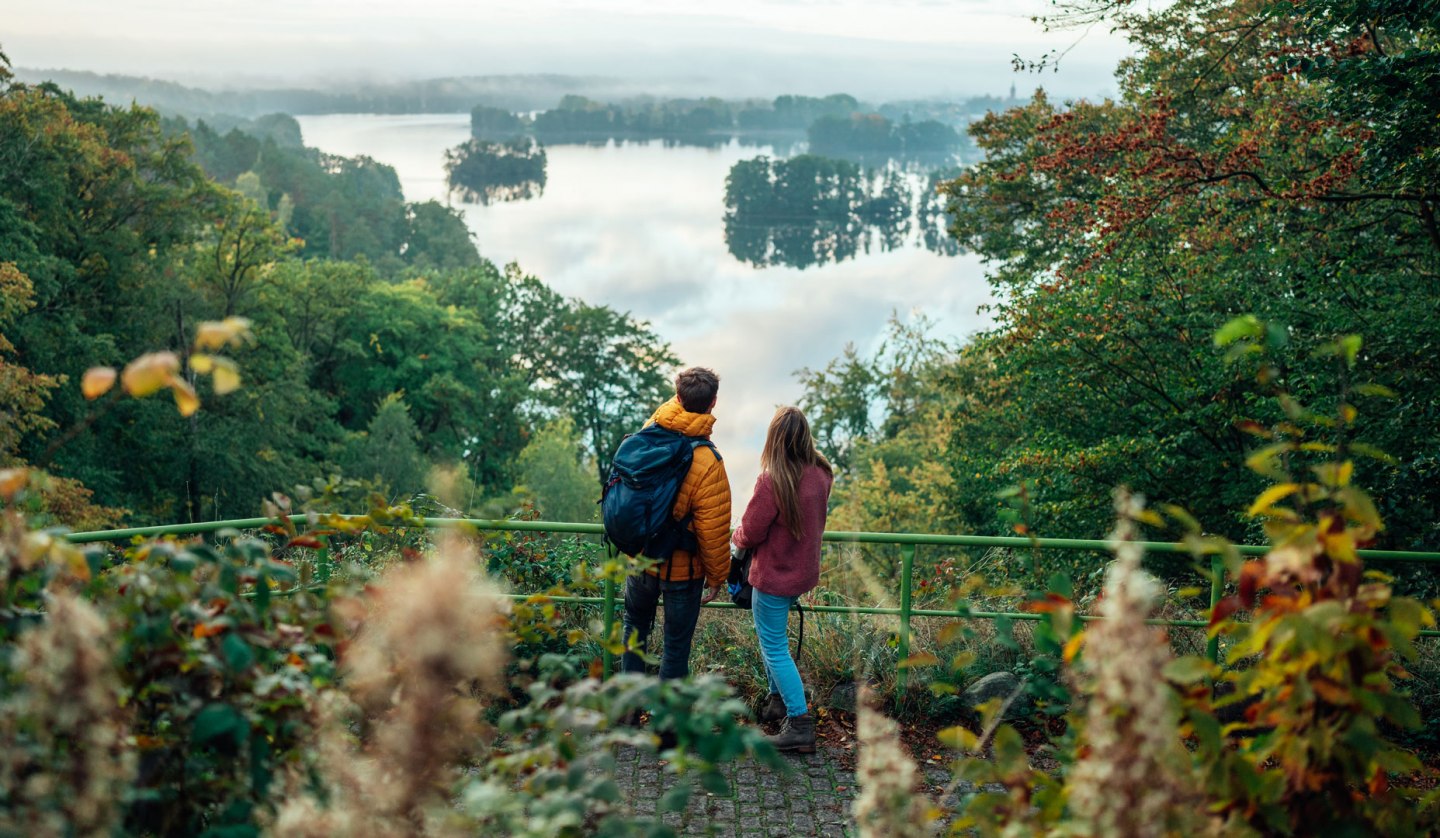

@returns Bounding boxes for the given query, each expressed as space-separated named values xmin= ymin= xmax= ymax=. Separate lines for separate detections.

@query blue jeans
xmin=753 ymin=589 xmax=806 ymax=717
xmin=621 ymin=573 xmax=704 ymax=680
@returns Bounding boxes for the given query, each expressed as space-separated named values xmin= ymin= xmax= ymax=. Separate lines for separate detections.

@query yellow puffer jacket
xmin=644 ymin=399 xmax=731 ymax=587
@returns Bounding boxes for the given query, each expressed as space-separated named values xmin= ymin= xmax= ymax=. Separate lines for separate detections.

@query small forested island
xmin=444 ymin=137 xmax=548 ymax=204
xmin=723 ymin=155 xmax=960 ymax=268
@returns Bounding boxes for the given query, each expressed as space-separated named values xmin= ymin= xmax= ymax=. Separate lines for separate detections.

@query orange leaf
xmin=193 ymin=622 xmax=228 ymax=638
xmin=1022 ymin=592 xmax=1072 ymax=613
xmin=1369 ymin=769 xmax=1389 ymax=795
xmin=0 ymin=468 xmax=29 ymax=500
xmin=1062 ymin=631 xmax=1086 ymax=664
xmin=1311 ymin=678 xmax=1353 ymax=707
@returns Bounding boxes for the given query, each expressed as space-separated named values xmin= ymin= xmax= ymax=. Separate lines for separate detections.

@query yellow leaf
xmin=937 ymin=725 xmax=979 ymax=753
xmin=195 ymin=317 xmax=253 ymax=350
xmin=188 ymin=353 xmax=215 ymax=373
xmin=1062 ymin=631 xmax=1085 ymax=664
xmin=121 ymin=352 xmax=180 ymax=397
xmin=1325 ymin=532 xmax=1358 ymax=563
xmin=210 ymin=357 xmax=241 ymax=395
xmin=81 ymin=366 xmax=117 ymax=399
xmin=1248 ymin=483 xmax=1301 ymax=517
xmin=171 ymin=379 xmax=200 ymax=417
xmin=1136 ymin=509 xmax=1165 ymax=527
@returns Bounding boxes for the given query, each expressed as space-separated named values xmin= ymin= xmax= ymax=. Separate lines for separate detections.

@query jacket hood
xmin=648 ymin=398 xmax=716 ymax=438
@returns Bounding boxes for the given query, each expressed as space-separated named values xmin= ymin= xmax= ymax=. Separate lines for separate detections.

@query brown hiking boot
xmin=758 ymin=692 xmax=786 ymax=724
xmin=768 ymin=713 xmax=816 ymax=753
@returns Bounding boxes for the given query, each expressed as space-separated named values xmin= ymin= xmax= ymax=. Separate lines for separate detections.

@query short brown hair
xmin=675 ymin=367 xmax=720 ymax=413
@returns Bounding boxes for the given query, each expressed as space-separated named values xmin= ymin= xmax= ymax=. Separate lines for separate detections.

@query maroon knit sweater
xmin=732 ymin=465 xmax=833 ymax=597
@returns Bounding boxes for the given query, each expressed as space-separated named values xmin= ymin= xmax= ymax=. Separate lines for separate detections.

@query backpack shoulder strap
xmin=690 ymin=438 xmax=721 ymax=462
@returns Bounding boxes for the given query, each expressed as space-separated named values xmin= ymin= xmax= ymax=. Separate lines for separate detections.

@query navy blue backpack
xmin=600 ymin=424 xmax=717 ymax=560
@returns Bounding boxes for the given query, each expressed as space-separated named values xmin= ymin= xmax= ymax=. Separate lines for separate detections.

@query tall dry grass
xmin=272 ymin=534 xmax=509 ymax=836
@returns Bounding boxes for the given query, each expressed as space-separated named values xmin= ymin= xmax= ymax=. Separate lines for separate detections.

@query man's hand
xmin=702 ymin=585 xmax=722 ymax=604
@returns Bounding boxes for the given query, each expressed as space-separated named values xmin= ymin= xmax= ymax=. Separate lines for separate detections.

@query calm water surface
xmin=296 ymin=113 xmax=994 ymax=516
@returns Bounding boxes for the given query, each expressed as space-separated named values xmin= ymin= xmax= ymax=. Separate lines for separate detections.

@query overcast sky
xmin=5 ymin=0 xmax=1131 ymax=99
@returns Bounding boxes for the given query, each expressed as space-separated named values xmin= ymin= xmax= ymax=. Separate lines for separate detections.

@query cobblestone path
xmin=614 ymin=745 xmax=857 ymax=837
xmin=613 ymin=745 xmax=971 ymax=837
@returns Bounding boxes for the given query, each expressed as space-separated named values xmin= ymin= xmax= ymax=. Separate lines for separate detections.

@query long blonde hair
xmin=760 ymin=406 xmax=832 ymax=539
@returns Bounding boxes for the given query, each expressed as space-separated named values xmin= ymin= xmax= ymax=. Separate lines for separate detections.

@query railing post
xmin=1206 ymin=553 xmax=1223 ymax=665
xmin=602 ymin=575 xmax=617 ymax=679
xmin=896 ymin=544 xmax=915 ymax=702
xmin=315 ymin=534 xmax=332 ymax=584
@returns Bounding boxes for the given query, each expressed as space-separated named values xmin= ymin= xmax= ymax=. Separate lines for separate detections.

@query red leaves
xmin=1238 ymin=560 xmax=1267 ymax=607
xmin=1022 ymin=592 xmax=1073 ymax=614
xmin=1209 ymin=594 xmax=1243 ymax=627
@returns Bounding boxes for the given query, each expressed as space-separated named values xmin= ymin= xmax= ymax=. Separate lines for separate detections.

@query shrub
xmin=858 ymin=319 xmax=1440 ymax=836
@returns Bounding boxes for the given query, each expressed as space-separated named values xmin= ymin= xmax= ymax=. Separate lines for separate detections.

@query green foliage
xmin=798 ymin=315 xmax=964 ymax=536
xmin=926 ymin=0 xmax=1440 ymax=549
xmin=402 ymin=201 xmax=482 ymax=271
xmin=516 ymin=418 xmax=600 ymax=524
xmin=0 ymin=470 xmax=336 ymax=835
xmin=344 ymin=393 xmax=429 ymax=501
xmin=2 ymin=475 xmax=782 ymax=836
xmin=929 ymin=319 xmax=1440 ymax=836
xmin=1 ymin=68 xmax=689 ymax=523
xmin=0 ymin=265 xmax=57 ymax=465
xmin=109 ymin=536 xmax=330 ymax=836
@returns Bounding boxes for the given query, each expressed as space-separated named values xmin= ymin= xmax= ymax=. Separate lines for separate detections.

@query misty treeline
xmin=0 ymin=57 xmax=673 ymax=528
xmin=471 ymin=91 xmax=987 ymax=157
xmin=10 ymin=67 xmax=642 ymax=117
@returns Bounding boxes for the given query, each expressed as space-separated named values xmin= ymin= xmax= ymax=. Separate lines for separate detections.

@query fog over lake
xmin=297 ymin=113 xmax=995 ymax=517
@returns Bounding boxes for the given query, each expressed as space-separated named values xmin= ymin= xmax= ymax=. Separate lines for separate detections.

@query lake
xmin=296 ymin=113 xmax=994 ymax=517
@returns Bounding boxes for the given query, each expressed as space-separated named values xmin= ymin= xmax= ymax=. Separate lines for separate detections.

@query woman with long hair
xmin=732 ymin=406 xmax=833 ymax=753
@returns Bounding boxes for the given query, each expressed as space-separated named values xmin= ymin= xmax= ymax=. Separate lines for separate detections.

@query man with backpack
xmin=608 ymin=367 xmax=732 ymax=680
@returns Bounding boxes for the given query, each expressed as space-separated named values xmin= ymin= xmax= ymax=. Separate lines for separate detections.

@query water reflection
xmin=444 ymin=137 xmax=547 ymax=205
xmin=722 ymin=155 xmax=960 ymax=269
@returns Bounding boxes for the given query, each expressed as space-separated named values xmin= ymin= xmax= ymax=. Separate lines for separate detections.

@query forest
xmin=0 ymin=63 xmax=668 ymax=529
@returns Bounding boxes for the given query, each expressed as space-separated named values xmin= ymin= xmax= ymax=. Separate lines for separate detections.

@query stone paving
xmin=612 ymin=744 xmax=976 ymax=837
xmin=614 ymin=745 xmax=857 ymax=837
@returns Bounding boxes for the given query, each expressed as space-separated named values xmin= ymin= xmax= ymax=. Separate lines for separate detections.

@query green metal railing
xmin=65 ymin=515 xmax=1440 ymax=694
